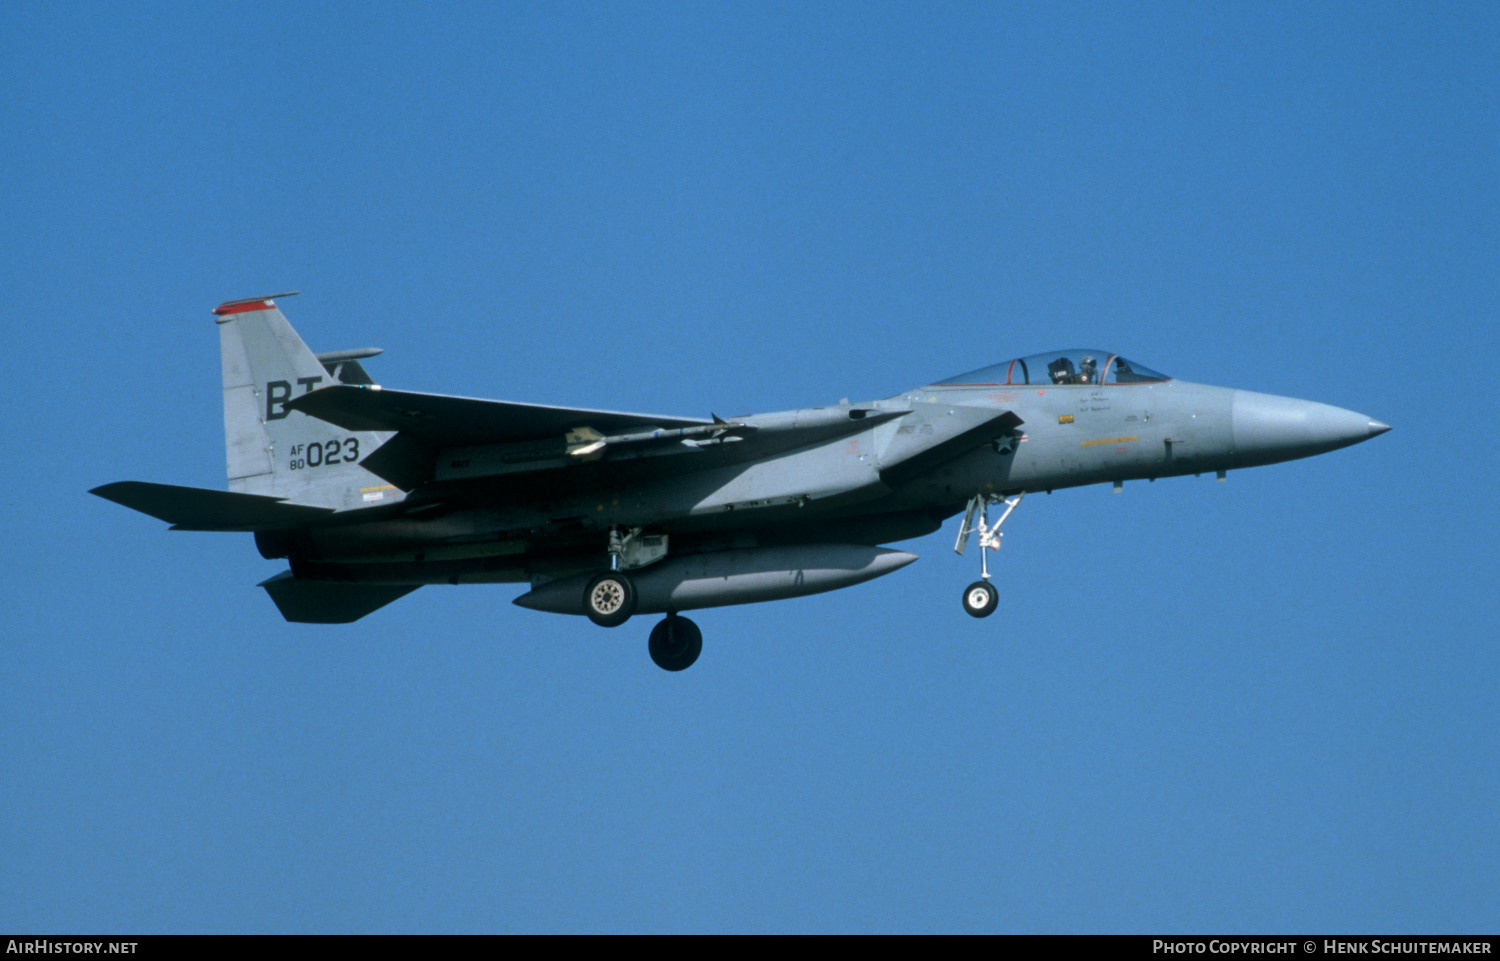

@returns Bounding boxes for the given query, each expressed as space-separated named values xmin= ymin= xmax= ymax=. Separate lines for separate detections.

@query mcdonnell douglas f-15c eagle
xmin=93 ymin=293 xmax=1390 ymax=671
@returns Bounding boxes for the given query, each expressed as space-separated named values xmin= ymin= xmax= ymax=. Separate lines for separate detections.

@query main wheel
xmin=584 ymin=571 xmax=636 ymax=627
xmin=962 ymin=580 xmax=998 ymax=618
xmin=648 ymin=614 xmax=702 ymax=671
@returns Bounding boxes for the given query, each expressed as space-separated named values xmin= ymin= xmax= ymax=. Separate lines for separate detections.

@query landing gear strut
xmin=649 ymin=613 xmax=702 ymax=671
xmin=954 ymin=491 xmax=1024 ymax=619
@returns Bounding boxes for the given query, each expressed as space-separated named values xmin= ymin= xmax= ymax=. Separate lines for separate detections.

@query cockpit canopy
xmin=933 ymin=350 xmax=1170 ymax=388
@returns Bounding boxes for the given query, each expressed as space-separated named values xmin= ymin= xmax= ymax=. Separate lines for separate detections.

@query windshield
xmin=932 ymin=350 xmax=1170 ymax=387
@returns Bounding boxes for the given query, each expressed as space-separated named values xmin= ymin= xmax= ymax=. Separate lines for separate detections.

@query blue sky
xmin=3 ymin=1 xmax=1495 ymax=933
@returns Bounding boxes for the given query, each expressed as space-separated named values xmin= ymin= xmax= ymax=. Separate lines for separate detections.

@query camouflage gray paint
xmin=92 ymin=296 xmax=1389 ymax=670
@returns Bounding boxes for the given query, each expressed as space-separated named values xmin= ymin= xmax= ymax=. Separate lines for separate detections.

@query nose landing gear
xmin=954 ymin=492 xmax=1024 ymax=619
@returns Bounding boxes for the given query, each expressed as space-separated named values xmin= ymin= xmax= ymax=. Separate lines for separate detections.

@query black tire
xmin=648 ymin=614 xmax=703 ymax=671
xmin=584 ymin=571 xmax=636 ymax=627
xmin=962 ymin=580 xmax=998 ymax=618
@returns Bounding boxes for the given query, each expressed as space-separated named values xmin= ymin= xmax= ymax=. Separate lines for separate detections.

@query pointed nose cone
xmin=1231 ymin=390 xmax=1390 ymax=466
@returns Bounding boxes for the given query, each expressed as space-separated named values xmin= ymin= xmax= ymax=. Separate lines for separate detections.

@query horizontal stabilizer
xmin=90 ymin=481 xmax=335 ymax=531
xmin=288 ymin=384 xmax=715 ymax=448
xmin=259 ymin=571 xmax=419 ymax=623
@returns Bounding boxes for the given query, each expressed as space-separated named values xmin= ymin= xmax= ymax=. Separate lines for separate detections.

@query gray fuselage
xmin=277 ymin=377 xmax=1387 ymax=587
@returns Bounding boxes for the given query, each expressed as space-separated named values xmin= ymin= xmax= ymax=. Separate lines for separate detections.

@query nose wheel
xmin=962 ymin=581 xmax=999 ymax=618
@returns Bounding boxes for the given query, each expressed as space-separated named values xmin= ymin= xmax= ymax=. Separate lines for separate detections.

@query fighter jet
xmin=92 ymin=293 xmax=1390 ymax=670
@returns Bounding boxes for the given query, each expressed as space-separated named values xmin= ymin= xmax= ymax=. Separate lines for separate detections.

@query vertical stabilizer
xmin=215 ymin=294 xmax=402 ymax=510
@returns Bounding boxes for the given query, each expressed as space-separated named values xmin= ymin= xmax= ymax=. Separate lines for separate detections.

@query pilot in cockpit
xmin=1078 ymin=356 xmax=1098 ymax=385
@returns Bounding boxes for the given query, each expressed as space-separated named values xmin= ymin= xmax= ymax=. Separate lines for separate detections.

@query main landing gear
xmin=648 ymin=612 xmax=702 ymax=671
xmin=584 ymin=571 xmax=636 ymax=627
xmin=953 ymin=491 xmax=1024 ymax=619
xmin=585 ymin=529 xmax=645 ymax=630
xmin=583 ymin=535 xmax=703 ymax=672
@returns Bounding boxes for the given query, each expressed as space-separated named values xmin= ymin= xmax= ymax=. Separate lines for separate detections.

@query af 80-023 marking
xmin=287 ymin=438 xmax=359 ymax=471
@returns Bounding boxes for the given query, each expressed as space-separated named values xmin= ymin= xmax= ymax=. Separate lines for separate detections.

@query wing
xmin=286 ymin=385 xmax=715 ymax=448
